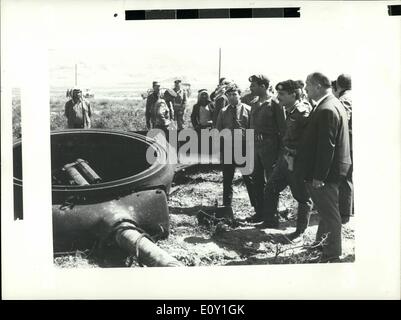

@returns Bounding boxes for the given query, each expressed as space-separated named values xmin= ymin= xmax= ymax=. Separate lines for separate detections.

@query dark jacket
xmin=249 ymin=97 xmax=286 ymax=145
xmin=283 ymin=100 xmax=312 ymax=151
xmin=295 ymin=94 xmax=351 ymax=183
xmin=215 ymin=103 xmax=251 ymax=132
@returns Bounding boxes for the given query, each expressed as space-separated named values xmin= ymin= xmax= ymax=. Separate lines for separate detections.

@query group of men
xmin=146 ymin=72 xmax=352 ymax=263
xmin=65 ymin=72 xmax=353 ymax=263
xmin=145 ymin=79 xmax=188 ymax=131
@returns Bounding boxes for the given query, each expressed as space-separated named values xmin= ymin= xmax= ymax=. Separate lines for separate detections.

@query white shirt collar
xmin=315 ymin=93 xmax=332 ymax=107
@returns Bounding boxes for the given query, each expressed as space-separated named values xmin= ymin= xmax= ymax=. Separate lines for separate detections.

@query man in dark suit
xmin=296 ymin=72 xmax=352 ymax=263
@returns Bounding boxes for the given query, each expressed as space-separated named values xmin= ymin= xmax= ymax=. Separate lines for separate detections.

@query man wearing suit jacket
xmin=296 ymin=72 xmax=352 ymax=263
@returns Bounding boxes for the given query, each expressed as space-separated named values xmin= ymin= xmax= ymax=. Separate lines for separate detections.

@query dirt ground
xmin=54 ymin=165 xmax=355 ymax=268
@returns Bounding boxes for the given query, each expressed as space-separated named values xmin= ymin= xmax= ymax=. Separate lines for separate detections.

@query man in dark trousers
xmin=296 ymin=72 xmax=351 ymax=263
xmin=245 ymin=74 xmax=286 ymax=223
xmin=260 ymin=80 xmax=313 ymax=234
xmin=336 ymin=74 xmax=353 ymax=223
xmin=215 ymin=85 xmax=256 ymax=218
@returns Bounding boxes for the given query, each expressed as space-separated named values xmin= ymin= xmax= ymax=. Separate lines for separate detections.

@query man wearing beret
xmin=260 ymin=80 xmax=313 ymax=235
xmin=216 ymin=85 xmax=256 ymax=217
xmin=296 ymin=72 xmax=351 ymax=263
xmin=145 ymin=81 xmax=161 ymax=129
xmin=173 ymin=79 xmax=188 ymax=130
xmin=336 ymin=74 xmax=353 ymax=224
xmin=245 ymin=74 xmax=286 ymax=223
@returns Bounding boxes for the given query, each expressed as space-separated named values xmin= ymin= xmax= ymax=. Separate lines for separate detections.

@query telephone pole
xmin=75 ymin=63 xmax=78 ymax=86
xmin=218 ymin=48 xmax=221 ymax=84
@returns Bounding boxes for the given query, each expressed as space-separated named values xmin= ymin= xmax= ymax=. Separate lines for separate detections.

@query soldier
xmin=215 ymin=85 xmax=256 ymax=217
xmin=172 ymin=79 xmax=188 ymax=130
xmin=296 ymin=72 xmax=351 ymax=263
xmin=259 ymin=80 xmax=313 ymax=235
xmin=336 ymin=74 xmax=353 ymax=223
xmin=245 ymin=74 xmax=286 ymax=223
xmin=145 ymin=81 xmax=161 ymax=129
xmin=64 ymin=88 xmax=92 ymax=129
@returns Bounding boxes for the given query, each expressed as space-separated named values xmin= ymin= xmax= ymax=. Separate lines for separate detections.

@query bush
xmin=92 ymin=105 xmax=146 ymax=131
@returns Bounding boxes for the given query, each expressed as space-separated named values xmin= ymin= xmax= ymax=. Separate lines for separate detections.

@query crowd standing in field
xmin=64 ymin=72 xmax=353 ymax=263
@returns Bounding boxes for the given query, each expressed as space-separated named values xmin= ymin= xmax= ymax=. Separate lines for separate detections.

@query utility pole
xmin=218 ymin=48 xmax=221 ymax=85
xmin=75 ymin=63 xmax=78 ymax=86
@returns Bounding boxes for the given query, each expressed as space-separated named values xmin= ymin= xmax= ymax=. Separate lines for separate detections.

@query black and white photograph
xmin=2 ymin=0 xmax=400 ymax=299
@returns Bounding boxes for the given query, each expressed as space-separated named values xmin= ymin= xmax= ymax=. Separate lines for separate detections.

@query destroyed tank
xmin=13 ymin=129 xmax=182 ymax=266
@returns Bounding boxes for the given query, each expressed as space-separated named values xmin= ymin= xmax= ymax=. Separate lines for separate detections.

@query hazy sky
xmin=4 ymin=1 xmax=389 ymax=93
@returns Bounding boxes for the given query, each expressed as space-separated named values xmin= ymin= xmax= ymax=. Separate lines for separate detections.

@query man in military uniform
xmin=259 ymin=80 xmax=313 ymax=235
xmin=215 ymin=85 xmax=256 ymax=217
xmin=64 ymin=88 xmax=92 ymax=129
xmin=336 ymin=74 xmax=353 ymax=223
xmin=145 ymin=81 xmax=161 ymax=129
xmin=245 ymin=74 xmax=286 ymax=223
xmin=172 ymin=79 xmax=187 ymax=130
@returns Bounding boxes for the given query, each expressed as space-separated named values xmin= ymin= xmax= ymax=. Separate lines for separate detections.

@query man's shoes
xmin=309 ymin=254 xmax=341 ymax=264
xmin=286 ymin=231 xmax=304 ymax=242
xmin=256 ymin=220 xmax=280 ymax=229
xmin=242 ymin=214 xmax=264 ymax=224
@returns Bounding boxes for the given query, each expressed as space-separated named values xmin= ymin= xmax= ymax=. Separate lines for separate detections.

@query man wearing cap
xmin=215 ymin=85 xmax=256 ymax=217
xmin=173 ymin=80 xmax=188 ymax=130
xmin=245 ymin=74 xmax=286 ymax=223
xmin=260 ymin=80 xmax=313 ymax=235
xmin=146 ymin=81 xmax=161 ymax=129
xmin=336 ymin=74 xmax=353 ymax=223
xmin=296 ymin=72 xmax=351 ymax=263
xmin=64 ymin=88 xmax=92 ymax=129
